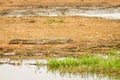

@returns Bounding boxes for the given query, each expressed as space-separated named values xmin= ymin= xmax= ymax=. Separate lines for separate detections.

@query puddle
xmin=0 ymin=58 xmax=119 ymax=80
xmin=0 ymin=6 xmax=120 ymax=19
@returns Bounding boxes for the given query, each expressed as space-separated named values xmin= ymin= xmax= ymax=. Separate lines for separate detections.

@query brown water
xmin=0 ymin=58 xmax=119 ymax=80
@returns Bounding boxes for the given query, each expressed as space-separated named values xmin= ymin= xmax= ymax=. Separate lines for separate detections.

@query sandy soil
xmin=0 ymin=0 xmax=120 ymax=6
xmin=0 ymin=16 xmax=120 ymax=50
xmin=0 ymin=0 xmax=120 ymax=55
xmin=0 ymin=0 xmax=119 ymax=59
xmin=0 ymin=0 xmax=120 ymax=11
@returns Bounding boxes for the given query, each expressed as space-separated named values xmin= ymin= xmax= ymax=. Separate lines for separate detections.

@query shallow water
xmin=0 ymin=59 xmax=119 ymax=80
xmin=0 ymin=6 xmax=120 ymax=19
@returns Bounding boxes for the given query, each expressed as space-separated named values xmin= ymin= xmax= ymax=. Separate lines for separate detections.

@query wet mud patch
xmin=0 ymin=5 xmax=120 ymax=19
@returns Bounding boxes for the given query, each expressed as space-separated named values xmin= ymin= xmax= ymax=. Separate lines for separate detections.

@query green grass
xmin=48 ymin=58 xmax=79 ymax=68
xmin=36 ymin=61 xmax=43 ymax=66
xmin=48 ymin=53 xmax=120 ymax=72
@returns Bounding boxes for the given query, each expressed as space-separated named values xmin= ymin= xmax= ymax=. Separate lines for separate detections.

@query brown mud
xmin=0 ymin=16 xmax=120 ymax=58
xmin=0 ymin=0 xmax=120 ymax=58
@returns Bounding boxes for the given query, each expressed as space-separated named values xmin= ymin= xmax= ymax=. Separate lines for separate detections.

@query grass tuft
xmin=48 ymin=53 xmax=120 ymax=72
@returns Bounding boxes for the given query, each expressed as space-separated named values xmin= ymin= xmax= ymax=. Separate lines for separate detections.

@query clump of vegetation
xmin=48 ymin=52 xmax=120 ymax=72
xmin=36 ymin=61 xmax=43 ymax=66
xmin=47 ymin=18 xmax=64 ymax=24
xmin=48 ymin=58 xmax=79 ymax=68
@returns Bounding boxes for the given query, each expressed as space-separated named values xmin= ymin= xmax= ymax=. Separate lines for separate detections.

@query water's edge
xmin=0 ymin=58 xmax=119 ymax=80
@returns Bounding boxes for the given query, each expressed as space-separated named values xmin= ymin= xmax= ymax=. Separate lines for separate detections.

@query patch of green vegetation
xmin=47 ymin=18 xmax=64 ymax=24
xmin=47 ymin=53 xmax=120 ymax=72
xmin=48 ymin=58 xmax=79 ymax=68
xmin=36 ymin=61 xmax=43 ymax=66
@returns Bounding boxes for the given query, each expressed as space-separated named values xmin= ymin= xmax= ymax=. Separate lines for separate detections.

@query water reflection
xmin=0 ymin=59 xmax=119 ymax=80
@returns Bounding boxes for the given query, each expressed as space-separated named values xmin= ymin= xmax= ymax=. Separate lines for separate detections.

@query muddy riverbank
xmin=0 ymin=1 xmax=120 ymax=80
xmin=0 ymin=1 xmax=120 ymax=67
xmin=0 ymin=16 xmax=120 ymax=57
